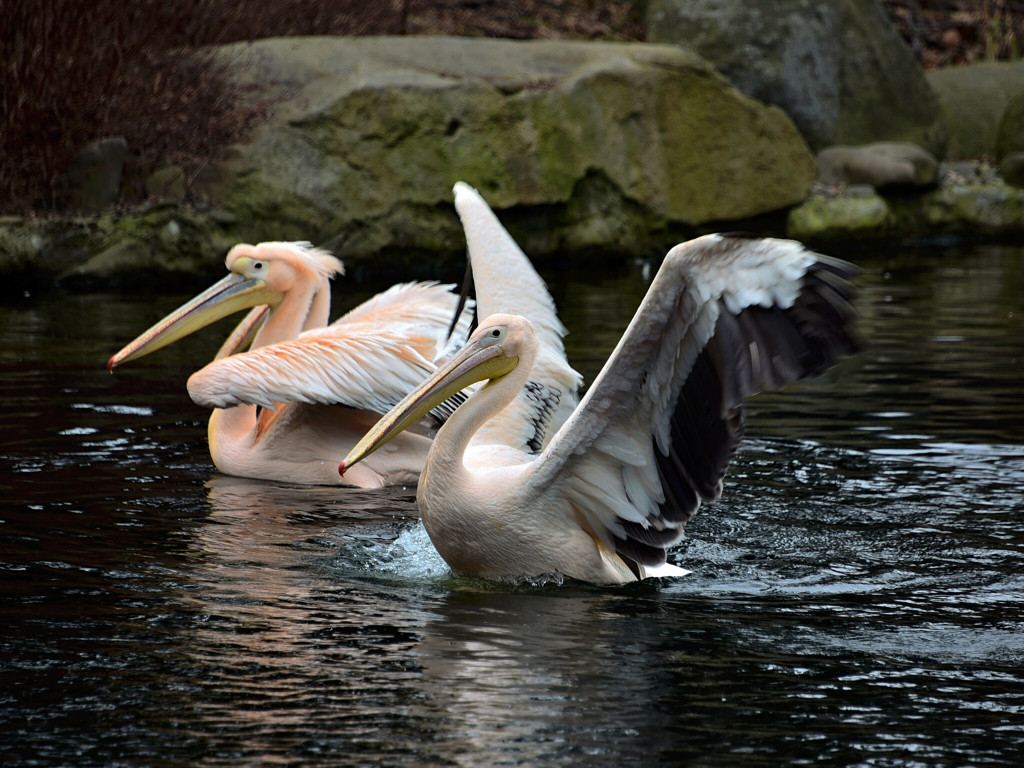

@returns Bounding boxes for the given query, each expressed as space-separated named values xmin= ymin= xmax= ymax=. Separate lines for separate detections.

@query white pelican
xmin=109 ymin=241 xmax=474 ymax=488
xmin=340 ymin=234 xmax=859 ymax=584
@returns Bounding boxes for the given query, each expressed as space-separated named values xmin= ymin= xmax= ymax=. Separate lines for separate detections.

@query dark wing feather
xmin=532 ymin=234 xmax=859 ymax=568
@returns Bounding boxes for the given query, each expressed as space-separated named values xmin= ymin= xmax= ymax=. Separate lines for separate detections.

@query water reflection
xmin=1 ymin=241 xmax=1023 ymax=766
xmin=182 ymin=480 xmax=688 ymax=764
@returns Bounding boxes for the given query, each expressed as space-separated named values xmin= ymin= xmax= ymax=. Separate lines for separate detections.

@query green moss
xmin=788 ymin=193 xmax=892 ymax=242
xmin=921 ymin=185 xmax=1024 ymax=232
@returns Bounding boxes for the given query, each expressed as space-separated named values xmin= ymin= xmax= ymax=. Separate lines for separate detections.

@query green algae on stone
xmin=787 ymin=192 xmax=892 ymax=242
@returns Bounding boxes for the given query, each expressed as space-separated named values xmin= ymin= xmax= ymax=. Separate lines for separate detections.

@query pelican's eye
xmin=231 ymin=255 xmax=269 ymax=278
xmin=246 ymin=260 xmax=272 ymax=282
xmin=483 ymin=325 xmax=507 ymax=346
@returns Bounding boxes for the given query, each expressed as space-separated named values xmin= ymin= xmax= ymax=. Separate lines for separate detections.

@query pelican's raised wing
xmin=532 ymin=234 xmax=859 ymax=570
xmin=187 ymin=281 xmax=472 ymax=414
xmin=454 ymin=182 xmax=582 ymax=453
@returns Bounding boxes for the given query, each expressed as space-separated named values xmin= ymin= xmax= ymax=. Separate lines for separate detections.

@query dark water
xmin=2 ymin=242 xmax=1023 ymax=767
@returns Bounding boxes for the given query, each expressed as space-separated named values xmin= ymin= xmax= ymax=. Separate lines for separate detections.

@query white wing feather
xmin=187 ymin=282 xmax=469 ymax=414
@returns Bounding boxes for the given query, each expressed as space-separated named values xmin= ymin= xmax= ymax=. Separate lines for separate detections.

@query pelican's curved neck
xmin=303 ymin=278 xmax=332 ymax=332
xmin=210 ymin=272 xmax=329 ymax=443
xmin=427 ymin=353 xmax=533 ymax=479
xmin=252 ymin=274 xmax=330 ymax=349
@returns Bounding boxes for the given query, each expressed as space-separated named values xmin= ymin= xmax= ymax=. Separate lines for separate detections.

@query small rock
xmin=923 ymin=184 xmax=1024 ymax=233
xmin=57 ymin=137 xmax=128 ymax=212
xmin=160 ymin=220 xmax=182 ymax=247
xmin=816 ymin=142 xmax=938 ymax=189
xmin=999 ymin=153 xmax=1024 ymax=189
xmin=787 ymin=191 xmax=891 ymax=242
xmin=940 ymin=160 xmax=1000 ymax=187
xmin=208 ymin=209 xmax=238 ymax=225
xmin=844 ymin=184 xmax=877 ymax=197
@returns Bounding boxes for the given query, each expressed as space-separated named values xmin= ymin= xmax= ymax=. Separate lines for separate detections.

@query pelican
xmin=340 ymin=233 xmax=859 ymax=584
xmin=109 ymin=241 xmax=474 ymax=488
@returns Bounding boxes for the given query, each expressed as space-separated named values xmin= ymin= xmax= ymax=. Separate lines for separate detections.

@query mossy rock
xmin=918 ymin=184 xmax=1024 ymax=234
xmin=200 ymin=36 xmax=816 ymax=266
xmin=787 ymin=191 xmax=892 ymax=242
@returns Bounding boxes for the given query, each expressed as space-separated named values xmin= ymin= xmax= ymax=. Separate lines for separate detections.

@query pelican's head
xmin=107 ymin=242 xmax=342 ymax=371
xmin=340 ymin=313 xmax=533 ymax=476
xmin=223 ymin=241 xmax=343 ymax=299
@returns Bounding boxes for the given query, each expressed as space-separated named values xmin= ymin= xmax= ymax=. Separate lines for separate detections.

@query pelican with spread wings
xmin=341 ymin=231 xmax=858 ymax=583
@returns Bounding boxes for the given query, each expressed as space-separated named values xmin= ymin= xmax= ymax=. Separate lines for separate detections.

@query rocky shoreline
xmin=5 ymin=160 xmax=1019 ymax=296
xmin=789 ymin=159 xmax=1024 ymax=247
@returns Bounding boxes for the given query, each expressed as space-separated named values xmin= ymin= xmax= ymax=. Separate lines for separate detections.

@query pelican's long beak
xmin=340 ymin=338 xmax=518 ymax=476
xmin=108 ymin=273 xmax=281 ymax=371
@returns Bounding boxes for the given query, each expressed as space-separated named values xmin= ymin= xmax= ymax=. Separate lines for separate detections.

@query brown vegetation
xmin=0 ymin=0 xmax=1019 ymax=215
xmin=883 ymin=0 xmax=1023 ymax=68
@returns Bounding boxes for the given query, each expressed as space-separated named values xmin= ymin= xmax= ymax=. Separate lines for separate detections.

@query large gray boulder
xmin=927 ymin=62 xmax=1024 ymax=159
xmin=646 ymin=0 xmax=946 ymax=153
xmin=191 ymin=36 xmax=815 ymax=264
